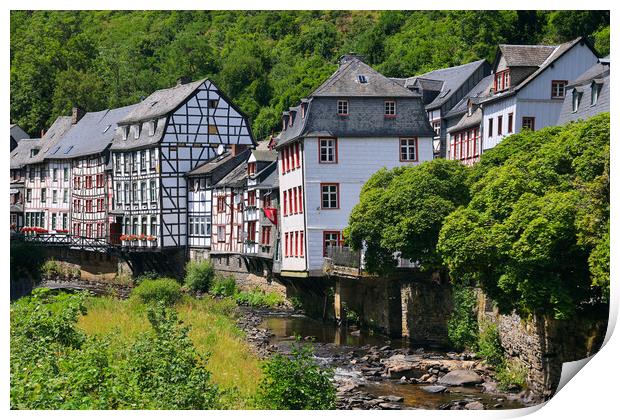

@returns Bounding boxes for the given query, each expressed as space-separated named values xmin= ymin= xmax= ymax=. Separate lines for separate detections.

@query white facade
xmin=188 ymin=177 xmax=212 ymax=249
xmin=24 ymin=161 xmax=71 ymax=232
xmin=483 ymin=42 xmax=598 ymax=150
xmin=279 ymin=135 xmax=434 ymax=276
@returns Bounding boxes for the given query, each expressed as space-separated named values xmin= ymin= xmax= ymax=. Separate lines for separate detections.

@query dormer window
xmin=122 ymin=126 xmax=129 ymax=140
xmin=282 ymin=116 xmax=288 ymax=131
xmin=572 ymin=89 xmax=582 ymax=113
xmin=337 ymin=100 xmax=348 ymax=116
xmin=384 ymin=100 xmax=396 ymax=117
xmin=357 ymin=75 xmax=368 ymax=83
xmin=301 ymin=102 xmax=306 ymax=118
xmin=30 ymin=148 xmax=39 ymax=158
xmin=494 ymin=70 xmax=510 ymax=92
xmin=551 ymin=80 xmax=568 ymax=99
xmin=134 ymin=124 xmax=141 ymax=139
xmin=148 ymin=120 xmax=157 ymax=136
xmin=591 ymin=82 xmax=602 ymax=106
xmin=247 ymin=162 xmax=256 ymax=176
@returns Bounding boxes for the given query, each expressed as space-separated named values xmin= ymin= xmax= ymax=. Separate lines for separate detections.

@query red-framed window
xmin=288 ymin=188 xmax=294 ymax=214
xmin=294 ymin=231 xmax=299 ymax=257
xmin=247 ymin=191 xmax=256 ymax=207
xmin=284 ymin=232 xmax=289 ymax=257
xmin=247 ymin=162 xmax=256 ymax=176
xmin=298 ymin=186 xmax=303 ymax=214
xmin=217 ymin=225 xmax=225 ymax=243
xmin=283 ymin=190 xmax=288 ymax=216
xmin=319 ymin=138 xmax=338 ymax=163
xmin=295 ymin=143 xmax=300 ymax=168
xmin=497 ymin=115 xmax=503 ymax=136
xmin=522 ymin=117 xmax=535 ymax=131
xmin=247 ymin=221 xmax=256 ymax=242
xmin=400 ymin=138 xmax=418 ymax=162
xmin=300 ymin=231 xmax=304 ymax=257
xmin=86 ymin=224 xmax=92 ymax=238
xmin=293 ymin=188 xmax=298 ymax=214
xmin=216 ymin=196 xmax=226 ymax=213
xmin=507 ymin=113 xmax=514 ymax=134
xmin=551 ymin=80 xmax=568 ymax=98
xmin=263 ymin=193 xmax=272 ymax=209
xmin=337 ymin=100 xmax=349 ymax=116
xmin=86 ymin=200 xmax=93 ymax=213
xmin=283 ymin=147 xmax=289 ymax=173
xmin=494 ymin=70 xmax=510 ymax=92
xmin=96 ymin=174 xmax=104 ymax=188
xmin=74 ymin=176 xmax=80 ymax=190
xmin=384 ymin=100 xmax=396 ymax=117
xmin=261 ymin=226 xmax=271 ymax=245
xmin=320 ymin=183 xmax=339 ymax=209
xmin=323 ymin=231 xmax=342 ymax=257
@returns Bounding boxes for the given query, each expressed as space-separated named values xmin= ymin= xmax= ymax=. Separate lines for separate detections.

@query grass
xmin=77 ymin=295 xmax=262 ymax=408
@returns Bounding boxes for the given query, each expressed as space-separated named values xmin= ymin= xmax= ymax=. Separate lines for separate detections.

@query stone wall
xmin=44 ymin=248 xmax=129 ymax=282
xmin=478 ymin=292 xmax=608 ymax=398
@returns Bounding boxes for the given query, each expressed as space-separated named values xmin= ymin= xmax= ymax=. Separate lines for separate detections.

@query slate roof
xmin=311 ymin=58 xmax=417 ymax=98
xmin=568 ymin=60 xmax=610 ymax=87
xmin=31 ymin=116 xmax=74 ymax=163
xmin=214 ymin=160 xmax=247 ymax=188
xmin=10 ymin=138 xmax=41 ymax=169
xmin=558 ymin=58 xmax=610 ymax=125
xmin=480 ymin=37 xmax=588 ymax=105
xmin=47 ymin=104 xmax=139 ymax=159
xmin=497 ymin=44 xmax=557 ymax=67
xmin=118 ymin=79 xmax=206 ymax=124
xmin=447 ymin=107 xmax=483 ymax=133
xmin=186 ymin=149 xmax=251 ymax=185
xmin=445 ymin=74 xmax=494 ymax=118
xmin=404 ymin=59 xmax=488 ymax=110
xmin=251 ymin=149 xmax=277 ymax=162
xmin=250 ymin=161 xmax=278 ymax=190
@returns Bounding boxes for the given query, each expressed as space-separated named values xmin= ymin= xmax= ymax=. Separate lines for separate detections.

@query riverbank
xmin=236 ymin=307 xmax=540 ymax=410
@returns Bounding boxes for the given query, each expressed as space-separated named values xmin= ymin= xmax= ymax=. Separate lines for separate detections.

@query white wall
xmin=481 ymin=96 xmax=517 ymax=150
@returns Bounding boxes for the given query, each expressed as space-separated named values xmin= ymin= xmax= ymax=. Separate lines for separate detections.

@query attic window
xmin=30 ymin=148 xmax=39 ymax=158
xmin=51 ymin=146 xmax=61 ymax=155
xmin=64 ymin=145 xmax=74 ymax=155
xmin=149 ymin=101 xmax=158 ymax=108
xmin=134 ymin=124 xmax=141 ymax=139
xmin=467 ymin=102 xmax=473 ymax=117
xmin=122 ymin=126 xmax=129 ymax=140
xmin=149 ymin=120 xmax=157 ymax=136
xmin=591 ymin=82 xmax=602 ymax=106
xmin=572 ymin=90 xmax=582 ymax=113
xmin=208 ymin=99 xmax=219 ymax=109
xmin=103 ymin=125 xmax=111 ymax=133
xmin=357 ymin=75 xmax=368 ymax=84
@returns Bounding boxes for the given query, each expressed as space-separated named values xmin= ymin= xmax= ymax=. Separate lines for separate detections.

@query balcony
xmin=323 ymin=246 xmax=362 ymax=278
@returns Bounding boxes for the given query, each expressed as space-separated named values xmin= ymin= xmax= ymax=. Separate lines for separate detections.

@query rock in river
xmin=421 ymin=385 xmax=447 ymax=393
xmin=437 ymin=370 xmax=483 ymax=386
xmin=465 ymin=401 xmax=485 ymax=410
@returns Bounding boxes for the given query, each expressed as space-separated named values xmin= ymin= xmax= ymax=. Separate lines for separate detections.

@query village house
xmin=10 ymin=138 xmax=40 ymax=231
xmin=274 ymin=54 xmax=435 ymax=278
xmin=393 ymin=59 xmax=491 ymax=158
xmin=557 ymin=56 xmax=610 ymax=125
xmin=18 ymin=115 xmax=74 ymax=234
xmin=186 ymin=146 xmax=251 ymax=261
xmin=478 ymin=37 xmax=598 ymax=150
xmin=109 ymin=78 xmax=255 ymax=266
xmin=242 ymin=148 xmax=279 ymax=275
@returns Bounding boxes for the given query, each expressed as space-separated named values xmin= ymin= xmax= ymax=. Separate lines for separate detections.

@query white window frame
xmin=337 ymin=100 xmax=348 ymax=116
xmin=321 ymin=184 xmax=339 ymax=209
xmin=319 ymin=138 xmax=337 ymax=163
xmin=384 ymin=100 xmax=396 ymax=116
xmin=400 ymin=138 xmax=418 ymax=162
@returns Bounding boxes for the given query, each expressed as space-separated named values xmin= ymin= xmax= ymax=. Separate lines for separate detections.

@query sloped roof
xmin=251 ymin=149 xmax=277 ymax=162
xmin=215 ymin=160 xmax=247 ymax=188
xmin=569 ymin=59 xmax=610 ymax=87
xmin=406 ymin=59 xmax=488 ymax=109
xmin=257 ymin=163 xmax=279 ymax=189
xmin=31 ymin=116 xmax=74 ymax=163
xmin=498 ymin=44 xmax=557 ymax=67
xmin=118 ymin=79 xmax=206 ymax=124
xmin=447 ymin=107 xmax=483 ymax=133
xmin=47 ymin=104 xmax=139 ymax=159
xmin=10 ymin=138 xmax=41 ymax=169
xmin=311 ymin=58 xmax=416 ymax=97
xmin=186 ymin=149 xmax=251 ymax=185
xmin=445 ymin=74 xmax=494 ymax=118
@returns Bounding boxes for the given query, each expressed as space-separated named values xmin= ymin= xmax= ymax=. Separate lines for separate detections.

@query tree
xmin=346 ymin=159 xmax=470 ymax=274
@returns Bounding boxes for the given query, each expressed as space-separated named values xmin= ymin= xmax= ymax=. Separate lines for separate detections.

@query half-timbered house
xmin=275 ymin=54 xmax=435 ymax=277
xmin=10 ymin=138 xmax=40 ymax=231
xmin=110 ymin=78 xmax=255 ymax=261
xmin=478 ymin=37 xmax=598 ymax=150
xmin=186 ymin=147 xmax=251 ymax=260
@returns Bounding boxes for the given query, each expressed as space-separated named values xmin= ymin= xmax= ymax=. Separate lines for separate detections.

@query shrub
xmin=477 ymin=323 xmax=505 ymax=367
xmin=496 ymin=359 xmax=528 ymax=391
xmin=10 ymin=241 xmax=44 ymax=283
xmin=447 ymin=285 xmax=479 ymax=351
xmin=134 ymin=270 xmax=160 ymax=285
xmin=185 ymin=260 xmax=215 ymax=293
xmin=236 ymin=288 xmax=283 ymax=308
xmin=209 ymin=275 xmax=238 ymax=297
xmin=255 ymin=341 xmax=336 ymax=409
xmin=41 ymin=260 xmax=62 ymax=278
xmin=131 ymin=278 xmax=182 ymax=306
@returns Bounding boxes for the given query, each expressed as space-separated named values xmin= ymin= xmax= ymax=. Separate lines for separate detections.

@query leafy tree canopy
xmin=11 ymin=10 xmax=609 ymax=138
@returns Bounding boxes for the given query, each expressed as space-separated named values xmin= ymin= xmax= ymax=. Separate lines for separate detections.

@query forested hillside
xmin=10 ymin=10 xmax=609 ymax=138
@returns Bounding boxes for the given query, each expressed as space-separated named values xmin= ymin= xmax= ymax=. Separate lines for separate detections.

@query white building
xmin=275 ymin=54 xmax=435 ymax=277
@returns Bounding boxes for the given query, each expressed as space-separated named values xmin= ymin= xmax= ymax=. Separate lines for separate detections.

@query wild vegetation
xmin=11 ymin=285 xmax=334 ymax=409
xmin=10 ymin=11 xmax=609 ymax=139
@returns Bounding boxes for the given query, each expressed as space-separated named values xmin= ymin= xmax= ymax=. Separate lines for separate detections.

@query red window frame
xmin=261 ymin=226 xmax=271 ymax=245
xmin=293 ymin=188 xmax=298 ymax=214
xmin=507 ymin=113 xmax=514 ymax=134
xmin=399 ymin=138 xmax=418 ymax=162
xmin=295 ymin=143 xmax=300 ymax=168
xmin=298 ymin=186 xmax=303 ymax=214
xmin=217 ymin=196 xmax=226 ymax=213
xmin=497 ymin=115 xmax=503 ymax=136
xmin=522 ymin=117 xmax=536 ymax=131
xmin=284 ymin=232 xmax=289 ymax=257
xmin=294 ymin=231 xmax=299 ymax=257
xmin=318 ymin=137 xmax=338 ymax=164
xmin=320 ymin=183 xmax=340 ymax=210
xmin=384 ymin=100 xmax=397 ymax=118
xmin=337 ymin=100 xmax=349 ymax=116
xmin=247 ymin=191 xmax=256 ymax=207
xmin=263 ymin=193 xmax=272 ymax=209
xmin=247 ymin=221 xmax=256 ymax=242
xmin=283 ymin=190 xmax=288 ymax=216
xmin=247 ymin=162 xmax=256 ymax=176
xmin=288 ymin=188 xmax=294 ymax=214
xmin=323 ymin=231 xmax=342 ymax=257
xmin=551 ymin=80 xmax=568 ymax=99
xmin=300 ymin=231 xmax=304 ymax=257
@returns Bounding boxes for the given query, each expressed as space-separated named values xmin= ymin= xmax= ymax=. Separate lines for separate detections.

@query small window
xmin=323 ymin=231 xmax=341 ymax=257
xmin=385 ymin=100 xmax=396 ymax=117
xmin=551 ymin=80 xmax=568 ymax=99
xmin=400 ymin=138 xmax=418 ymax=162
xmin=319 ymin=138 xmax=337 ymax=163
xmin=321 ymin=183 xmax=339 ymax=209
xmin=122 ymin=126 xmax=129 ymax=140
xmin=208 ymin=99 xmax=219 ymax=109
xmin=522 ymin=117 xmax=535 ymax=131
xmin=357 ymin=75 xmax=368 ymax=83
xmin=488 ymin=118 xmax=493 ymax=138
xmin=591 ymin=82 xmax=601 ymax=106
xmin=337 ymin=100 xmax=348 ymax=116
xmin=64 ymin=145 xmax=74 ymax=154
xmin=497 ymin=115 xmax=503 ymax=136
xmin=433 ymin=121 xmax=441 ymax=137
xmin=572 ymin=90 xmax=581 ymax=113
xmin=507 ymin=113 xmax=513 ymax=134
xmin=148 ymin=120 xmax=157 ymax=136
xmin=134 ymin=124 xmax=141 ymax=139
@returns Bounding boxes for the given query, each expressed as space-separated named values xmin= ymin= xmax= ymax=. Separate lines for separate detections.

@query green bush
xmin=132 ymin=278 xmax=182 ymax=306
xmin=496 ymin=359 xmax=528 ymax=391
xmin=255 ymin=341 xmax=336 ymax=409
xmin=209 ymin=275 xmax=238 ymax=297
xmin=236 ymin=288 xmax=284 ymax=308
xmin=11 ymin=241 xmax=44 ymax=283
xmin=447 ymin=285 xmax=479 ymax=351
xmin=41 ymin=260 xmax=63 ymax=278
xmin=477 ymin=323 xmax=505 ymax=367
xmin=134 ymin=270 xmax=160 ymax=285
xmin=184 ymin=260 xmax=215 ymax=293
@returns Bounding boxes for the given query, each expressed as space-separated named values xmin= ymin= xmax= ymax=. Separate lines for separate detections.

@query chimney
xmin=40 ymin=129 xmax=46 ymax=138
xmin=230 ymin=144 xmax=248 ymax=156
xmin=72 ymin=107 xmax=85 ymax=125
xmin=338 ymin=52 xmax=366 ymax=66
xmin=176 ymin=76 xmax=191 ymax=86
